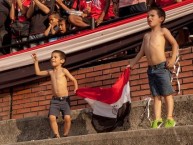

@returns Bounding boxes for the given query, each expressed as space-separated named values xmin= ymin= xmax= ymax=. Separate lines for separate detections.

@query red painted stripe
xmin=0 ymin=0 xmax=192 ymax=59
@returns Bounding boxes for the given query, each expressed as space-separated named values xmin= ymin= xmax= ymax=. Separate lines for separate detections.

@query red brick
xmin=182 ymin=77 xmax=193 ymax=83
xmin=24 ymin=112 xmax=38 ymax=118
xmin=111 ymin=72 xmax=121 ymax=78
xmin=140 ymin=62 xmax=148 ymax=68
xmin=12 ymin=114 xmax=24 ymax=119
xmin=12 ymin=104 xmax=24 ymax=110
xmin=16 ymin=108 xmax=30 ymax=114
xmin=13 ymin=95 xmax=24 ymax=101
xmin=71 ymin=105 xmax=86 ymax=110
xmin=24 ymin=102 xmax=38 ymax=108
xmin=38 ymin=110 xmax=48 ymax=116
xmin=13 ymin=99 xmax=31 ymax=105
xmin=103 ymin=67 xmax=120 ymax=75
xmin=180 ymin=60 xmax=193 ymax=66
xmin=3 ymin=96 xmax=10 ymax=102
xmin=179 ymin=47 xmax=191 ymax=55
xmin=85 ymin=81 xmax=103 ymax=87
xmin=46 ymin=85 xmax=52 ymax=90
xmin=70 ymin=101 xmax=78 ymax=106
xmin=32 ymin=86 xmax=47 ymax=92
xmin=78 ymin=78 xmax=95 ymax=84
xmin=86 ymin=71 xmax=102 ymax=77
xmin=45 ymin=95 xmax=52 ymax=100
xmin=2 ymin=106 xmax=10 ymax=111
xmin=39 ymin=100 xmax=50 ymax=106
xmin=130 ymin=78 xmax=148 ymax=86
xmin=181 ymin=53 xmax=193 ymax=60
xmin=131 ymin=89 xmax=150 ymax=97
xmin=141 ymin=84 xmax=150 ymax=90
xmin=70 ymin=96 xmax=81 ymax=101
xmin=0 ymin=111 xmax=9 ymax=116
xmin=95 ymin=74 xmax=111 ymax=81
xmin=38 ymin=90 xmax=52 ymax=96
xmin=102 ymin=79 xmax=115 ymax=86
xmin=0 ymin=102 xmax=10 ymax=107
xmin=75 ymin=74 xmax=86 ymax=80
xmin=94 ymin=64 xmax=111 ymax=71
xmin=78 ymin=100 xmax=87 ymax=105
xmin=130 ymin=85 xmax=141 ymax=91
xmin=24 ymin=93 xmax=37 ymax=98
xmin=139 ymin=73 xmax=148 ymax=79
xmin=0 ymin=98 xmax=2 ymax=103
xmin=179 ymin=71 xmax=193 ymax=78
xmin=131 ymin=67 xmax=147 ymax=75
xmin=183 ymin=89 xmax=193 ymax=94
xmin=181 ymin=65 xmax=193 ymax=72
xmin=130 ymin=74 xmax=140 ymax=81
xmin=139 ymin=56 xmax=147 ymax=63
xmin=31 ymin=106 xmax=46 ymax=112
xmin=30 ymin=96 xmax=46 ymax=102
xmin=111 ymin=61 xmax=127 ymax=68
xmin=181 ymin=84 xmax=193 ymax=89
xmin=78 ymin=67 xmax=93 ymax=74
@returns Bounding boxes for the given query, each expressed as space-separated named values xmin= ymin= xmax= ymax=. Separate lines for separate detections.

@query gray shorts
xmin=48 ymin=96 xmax=71 ymax=118
xmin=147 ymin=62 xmax=175 ymax=97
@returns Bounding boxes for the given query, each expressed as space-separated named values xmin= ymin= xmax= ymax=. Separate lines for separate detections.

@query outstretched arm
xmin=63 ymin=68 xmax=78 ymax=93
xmin=31 ymin=53 xmax=49 ymax=76
xmin=163 ymin=28 xmax=179 ymax=68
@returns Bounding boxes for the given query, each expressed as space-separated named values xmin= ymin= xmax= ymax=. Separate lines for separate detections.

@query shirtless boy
xmin=32 ymin=50 xmax=78 ymax=137
xmin=128 ymin=7 xmax=178 ymax=128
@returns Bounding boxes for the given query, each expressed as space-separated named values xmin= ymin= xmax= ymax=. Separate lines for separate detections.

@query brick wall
xmin=0 ymin=46 xmax=193 ymax=120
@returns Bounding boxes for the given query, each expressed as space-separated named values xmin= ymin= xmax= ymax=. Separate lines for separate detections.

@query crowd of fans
xmin=0 ymin=0 xmax=191 ymax=55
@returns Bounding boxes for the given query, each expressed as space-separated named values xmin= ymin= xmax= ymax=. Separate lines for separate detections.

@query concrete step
xmin=0 ymin=95 xmax=193 ymax=145
xmin=5 ymin=125 xmax=193 ymax=145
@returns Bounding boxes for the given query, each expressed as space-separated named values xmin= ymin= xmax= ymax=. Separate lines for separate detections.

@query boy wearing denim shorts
xmin=127 ymin=7 xmax=179 ymax=128
xmin=32 ymin=50 xmax=78 ymax=138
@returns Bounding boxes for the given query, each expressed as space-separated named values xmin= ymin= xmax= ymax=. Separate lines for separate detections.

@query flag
xmin=76 ymin=68 xmax=131 ymax=132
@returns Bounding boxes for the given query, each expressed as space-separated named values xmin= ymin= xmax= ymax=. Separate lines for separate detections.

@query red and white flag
xmin=76 ymin=68 xmax=131 ymax=132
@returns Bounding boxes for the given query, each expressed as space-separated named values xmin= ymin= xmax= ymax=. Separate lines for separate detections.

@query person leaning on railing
xmin=0 ymin=0 xmax=12 ymax=52
xmin=9 ymin=0 xmax=30 ymax=53
xmin=26 ymin=0 xmax=55 ymax=48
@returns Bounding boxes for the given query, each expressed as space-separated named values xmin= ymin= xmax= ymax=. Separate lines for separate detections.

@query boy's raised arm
xmin=63 ymin=68 xmax=78 ymax=93
xmin=31 ymin=53 xmax=49 ymax=76
xmin=163 ymin=28 xmax=179 ymax=68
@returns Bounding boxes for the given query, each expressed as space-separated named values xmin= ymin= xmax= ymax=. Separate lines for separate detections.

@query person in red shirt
xmin=68 ymin=0 xmax=115 ymax=28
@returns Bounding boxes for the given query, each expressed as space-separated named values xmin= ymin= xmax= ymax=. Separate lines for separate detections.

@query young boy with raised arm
xmin=128 ymin=7 xmax=179 ymax=128
xmin=32 ymin=50 xmax=78 ymax=138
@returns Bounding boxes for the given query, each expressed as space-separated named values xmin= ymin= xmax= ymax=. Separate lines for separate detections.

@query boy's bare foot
xmin=53 ymin=134 xmax=60 ymax=138
xmin=63 ymin=134 xmax=68 ymax=137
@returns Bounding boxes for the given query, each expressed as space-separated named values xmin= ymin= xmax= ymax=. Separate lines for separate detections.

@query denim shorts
xmin=147 ymin=62 xmax=174 ymax=97
xmin=48 ymin=96 xmax=71 ymax=118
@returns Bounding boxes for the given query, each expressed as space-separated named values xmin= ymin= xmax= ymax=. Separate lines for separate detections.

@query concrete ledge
xmin=0 ymin=95 xmax=193 ymax=144
xmin=6 ymin=125 xmax=193 ymax=145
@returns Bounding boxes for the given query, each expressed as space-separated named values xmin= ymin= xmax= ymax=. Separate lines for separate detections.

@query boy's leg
xmin=164 ymin=94 xmax=174 ymax=120
xmin=63 ymin=115 xmax=71 ymax=136
xmin=154 ymin=96 xmax=162 ymax=120
xmin=49 ymin=115 xmax=60 ymax=138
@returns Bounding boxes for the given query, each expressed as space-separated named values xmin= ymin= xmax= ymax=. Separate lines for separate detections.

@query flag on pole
xmin=76 ymin=68 xmax=131 ymax=132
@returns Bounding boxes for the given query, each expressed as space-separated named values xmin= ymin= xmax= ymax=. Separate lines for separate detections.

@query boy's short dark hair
xmin=52 ymin=50 xmax=66 ymax=67
xmin=149 ymin=6 xmax=166 ymax=24
xmin=49 ymin=11 xmax=60 ymax=19
xmin=59 ymin=18 xmax=66 ymax=23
